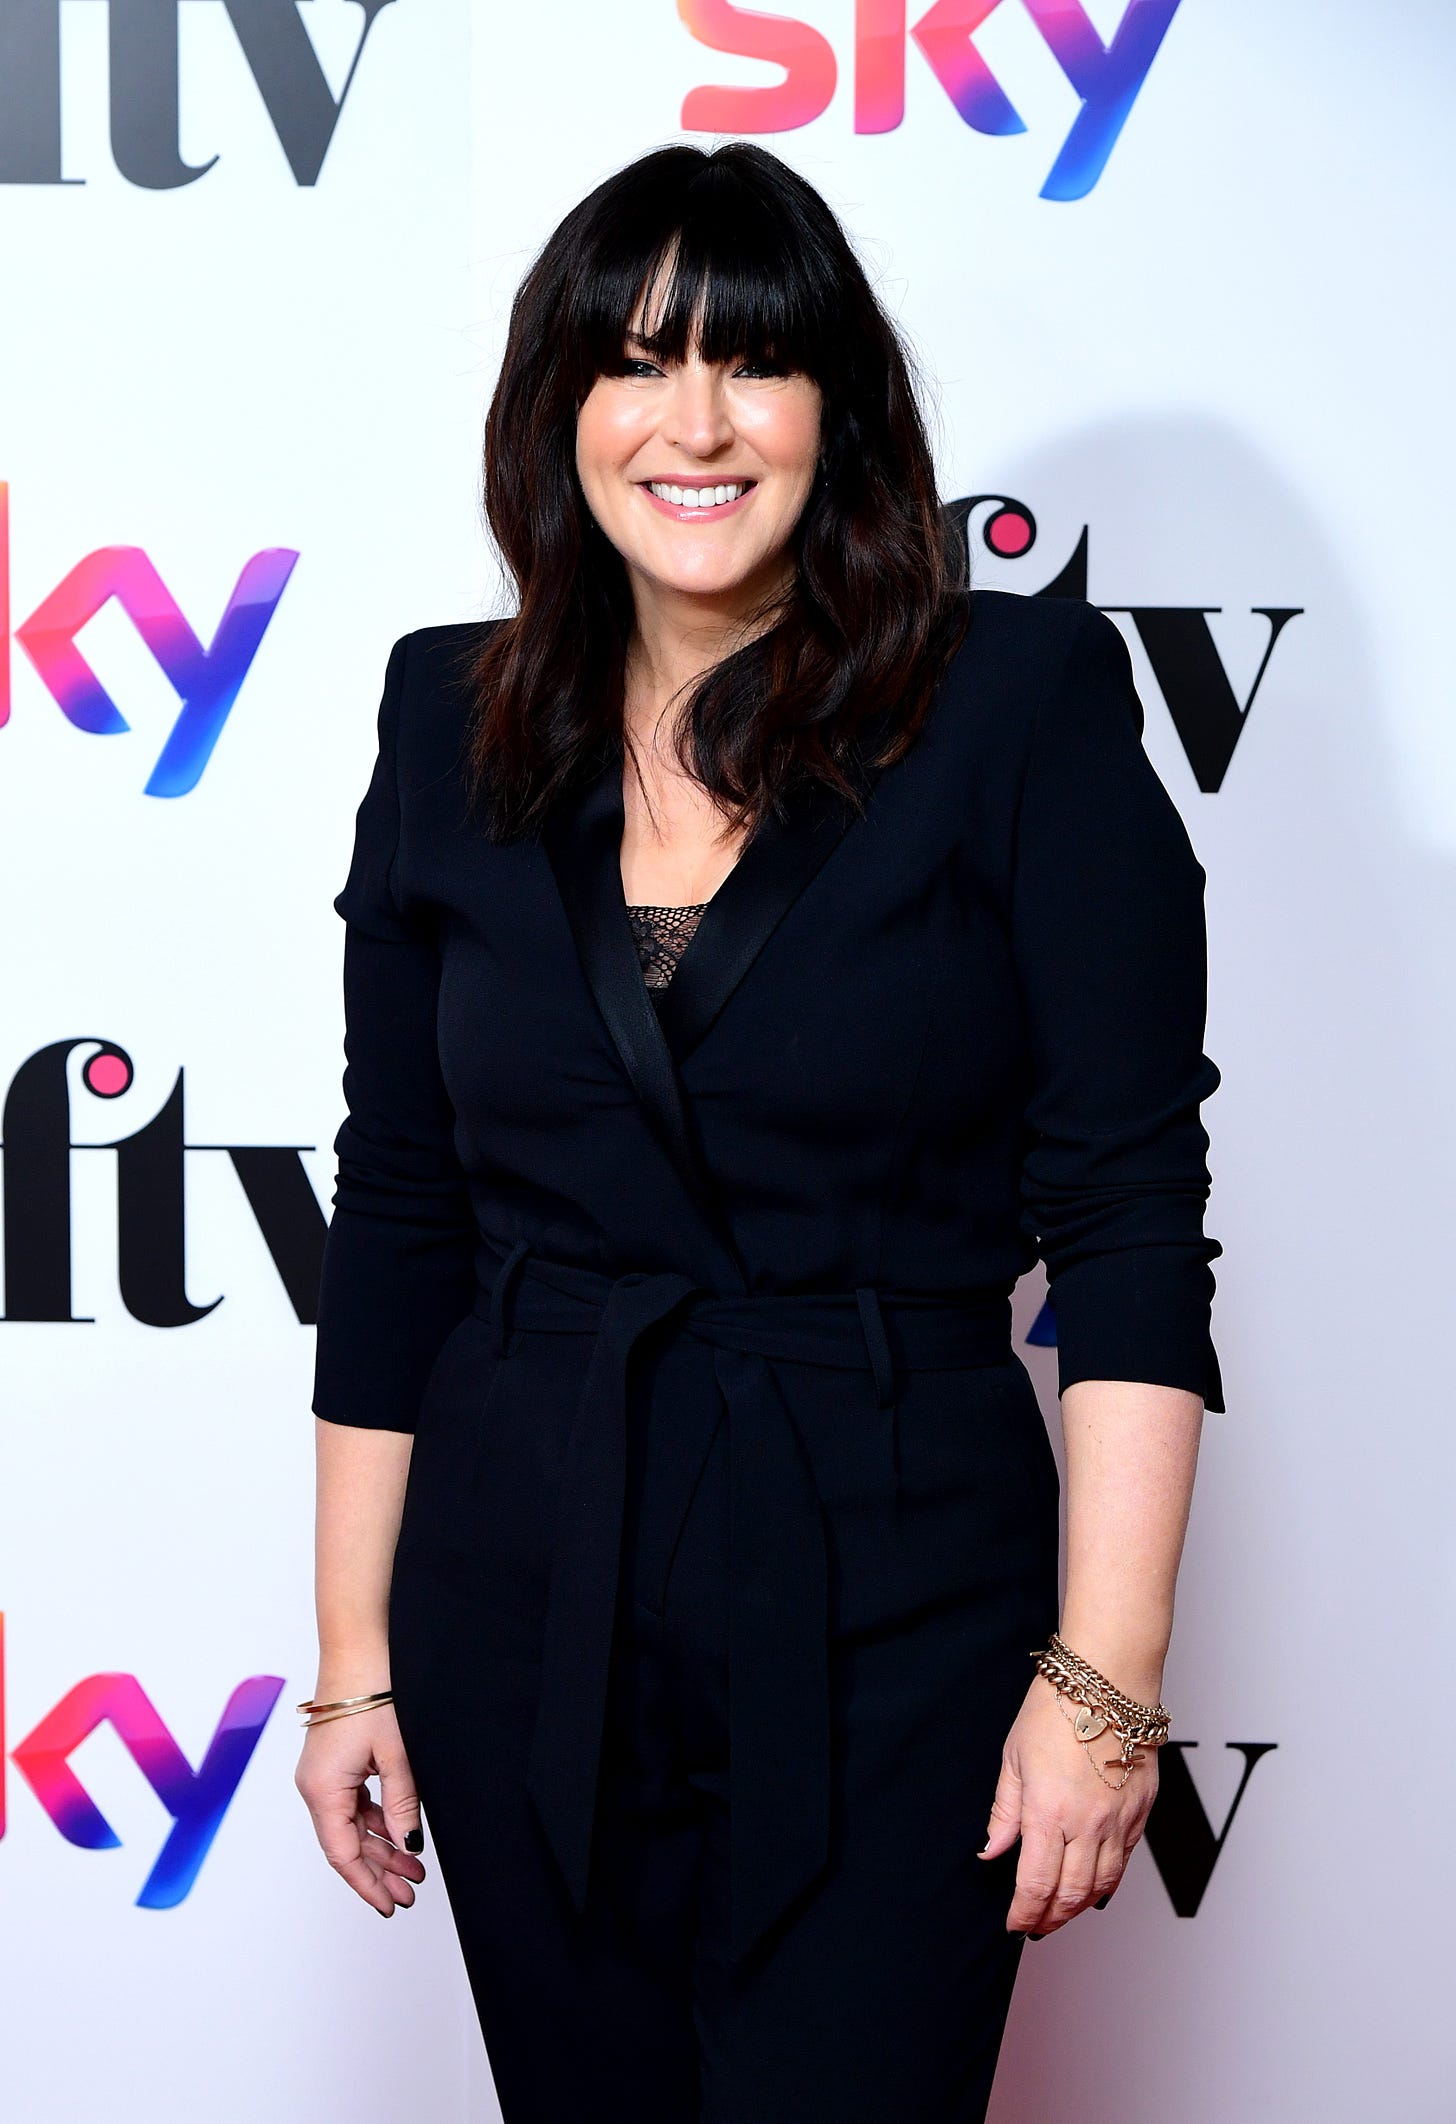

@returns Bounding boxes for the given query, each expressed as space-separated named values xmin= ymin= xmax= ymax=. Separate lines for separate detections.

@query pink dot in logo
xmin=84 ymin=1051 xmax=132 ymax=1098
xmin=986 ymin=509 xmax=1033 ymax=558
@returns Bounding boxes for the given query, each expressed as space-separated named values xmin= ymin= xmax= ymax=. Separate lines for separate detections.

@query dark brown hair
xmin=462 ymin=141 xmax=968 ymax=840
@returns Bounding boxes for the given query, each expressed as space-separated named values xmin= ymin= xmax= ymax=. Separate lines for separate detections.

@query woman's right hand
xmin=294 ymin=1701 xmax=428 ymax=1917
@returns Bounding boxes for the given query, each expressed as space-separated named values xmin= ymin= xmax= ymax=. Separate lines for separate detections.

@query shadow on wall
xmin=985 ymin=415 xmax=1453 ymax=2124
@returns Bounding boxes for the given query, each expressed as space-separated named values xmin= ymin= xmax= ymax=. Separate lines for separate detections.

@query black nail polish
xmin=1026 ymin=1931 xmax=1045 ymax=1942
xmin=404 ymin=1827 xmax=424 ymax=1854
xmin=1094 ymin=1893 xmax=1111 ymax=1909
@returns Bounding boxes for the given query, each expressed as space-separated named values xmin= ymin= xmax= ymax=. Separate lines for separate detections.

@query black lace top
xmin=625 ymin=903 xmax=708 ymax=991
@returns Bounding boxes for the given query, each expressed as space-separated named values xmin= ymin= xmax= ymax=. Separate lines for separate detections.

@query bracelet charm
xmin=1029 ymin=1633 xmax=1170 ymax=1791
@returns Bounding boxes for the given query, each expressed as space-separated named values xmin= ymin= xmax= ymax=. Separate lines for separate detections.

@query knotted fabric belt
xmin=471 ymin=1240 xmax=1014 ymax=1964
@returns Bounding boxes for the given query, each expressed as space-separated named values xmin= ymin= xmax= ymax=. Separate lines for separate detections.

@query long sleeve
xmin=311 ymin=633 xmax=479 ymax=1432
xmin=1012 ymin=604 xmax=1225 ymax=1413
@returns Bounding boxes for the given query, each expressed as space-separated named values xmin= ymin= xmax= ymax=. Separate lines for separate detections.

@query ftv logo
xmin=0 ymin=0 xmax=395 ymax=188
xmin=0 ymin=1039 xmax=327 ymax=1326
xmin=947 ymin=493 xmax=1303 ymax=794
xmin=679 ymin=0 xmax=1184 ymax=198
xmin=0 ymin=483 xmax=297 ymax=796
xmin=0 ymin=1613 xmax=284 ymax=1906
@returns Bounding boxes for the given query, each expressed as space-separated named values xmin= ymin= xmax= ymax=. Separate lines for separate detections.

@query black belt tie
xmin=473 ymin=1241 xmax=1012 ymax=1964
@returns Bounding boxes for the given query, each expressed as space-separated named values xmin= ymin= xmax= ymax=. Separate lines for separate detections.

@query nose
xmin=660 ymin=363 xmax=735 ymax=460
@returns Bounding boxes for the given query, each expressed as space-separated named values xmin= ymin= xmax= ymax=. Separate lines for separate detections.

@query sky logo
xmin=678 ymin=0 xmax=1185 ymax=198
xmin=0 ymin=1613 xmax=284 ymax=1906
xmin=0 ymin=482 xmax=297 ymax=796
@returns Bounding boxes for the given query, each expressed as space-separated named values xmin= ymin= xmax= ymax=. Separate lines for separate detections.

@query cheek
xmin=576 ymin=392 xmax=638 ymax=486
xmin=744 ymin=393 xmax=822 ymax=481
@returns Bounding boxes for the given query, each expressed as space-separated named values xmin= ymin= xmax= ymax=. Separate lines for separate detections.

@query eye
xmin=610 ymin=355 xmax=665 ymax=378
xmin=734 ymin=358 xmax=785 ymax=379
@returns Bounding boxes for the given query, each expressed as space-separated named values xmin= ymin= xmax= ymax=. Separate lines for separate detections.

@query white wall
xmin=1 ymin=4 xmax=1450 ymax=2118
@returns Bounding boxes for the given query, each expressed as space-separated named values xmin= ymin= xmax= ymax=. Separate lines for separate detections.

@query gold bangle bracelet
xmin=299 ymin=1695 xmax=395 ymax=1728
xmin=294 ymin=1689 xmax=393 ymax=1715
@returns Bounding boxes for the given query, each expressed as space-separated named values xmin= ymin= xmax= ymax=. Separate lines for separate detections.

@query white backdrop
xmin=1 ymin=4 xmax=1451 ymax=2119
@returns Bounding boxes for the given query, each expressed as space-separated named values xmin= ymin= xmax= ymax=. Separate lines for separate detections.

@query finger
xmin=310 ymin=1787 xmax=396 ymax=1916
xmin=1092 ymin=1835 xmax=1125 ymax=1909
xmin=977 ymin=1761 xmax=1023 ymax=1862
xmin=361 ymin=1833 xmax=425 ymax=1895
xmin=360 ymin=1796 xmax=427 ymax=1886
xmin=1040 ymin=1832 xmax=1100 ymax=1931
xmin=362 ymin=1852 xmax=414 ymax=1914
xmin=377 ymin=1746 xmax=426 ymax=1859
xmin=1006 ymin=1819 xmax=1065 ymax=1936
xmin=1120 ymin=1787 xmax=1153 ymax=1857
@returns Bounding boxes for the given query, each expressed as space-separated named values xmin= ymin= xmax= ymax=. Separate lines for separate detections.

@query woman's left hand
xmin=978 ymin=1674 xmax=1159 ymax=1937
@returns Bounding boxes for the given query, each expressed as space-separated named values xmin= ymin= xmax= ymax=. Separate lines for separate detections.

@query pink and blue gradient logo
xmin=0 ymin=1612 xmax=285 ymax=1906
xmin=0 ymin=480 xmax=297 ymax=796
xmin=679 ymin=0 xmax=1184 ymax=197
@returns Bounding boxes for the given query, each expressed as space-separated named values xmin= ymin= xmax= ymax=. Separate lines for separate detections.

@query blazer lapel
xmin=541 ymin=749 xmax=730 ymax=1257
xmin=653 ymin=772 xmax=860 ymax=1066
xmin=540 ymin=743 xmax=864 ymax=1237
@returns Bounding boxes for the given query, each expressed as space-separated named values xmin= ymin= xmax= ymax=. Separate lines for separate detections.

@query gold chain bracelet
xmin=295 ymin=1689 xmax=394 ymax=1728
xmin=1029 ymin=1633 xmax=1170 ymax=1792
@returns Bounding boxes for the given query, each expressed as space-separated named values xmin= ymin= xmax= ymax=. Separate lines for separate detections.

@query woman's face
xmin=575 ymin=311 xmax=824 ymax=613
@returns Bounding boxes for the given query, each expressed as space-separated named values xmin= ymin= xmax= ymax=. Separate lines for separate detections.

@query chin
xmin=646 ymin=558 xmax=765 ymax=599
xmin=672 ymin=579 xmax=763 ymax=604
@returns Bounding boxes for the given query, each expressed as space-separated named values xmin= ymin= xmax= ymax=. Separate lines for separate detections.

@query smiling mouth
xmin=641 ymin=479 xmax=757 ymax=511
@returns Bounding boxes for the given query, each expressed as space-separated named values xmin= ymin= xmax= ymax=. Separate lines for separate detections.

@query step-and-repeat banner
xmin=2 ymin=4 xmax=1450 ymax=2118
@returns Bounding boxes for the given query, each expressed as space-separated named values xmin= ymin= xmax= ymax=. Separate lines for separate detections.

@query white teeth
xmin=647 ymin=481 xmax=749 ymax=509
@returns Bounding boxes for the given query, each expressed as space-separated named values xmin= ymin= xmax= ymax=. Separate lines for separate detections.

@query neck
xmin=623 ymin=564 xmax=791 ymax=752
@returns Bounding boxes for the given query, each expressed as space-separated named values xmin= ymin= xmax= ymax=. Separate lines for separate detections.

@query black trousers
xmin=389 ymin=1324 xmax=1061 ymax=2123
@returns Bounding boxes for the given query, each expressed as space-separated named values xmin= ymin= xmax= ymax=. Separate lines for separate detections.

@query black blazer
xmin=311 ymin=588 xmax=1224 ymax=1961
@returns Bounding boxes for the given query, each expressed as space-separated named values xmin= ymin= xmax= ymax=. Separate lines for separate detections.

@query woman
xmin=296 ymin=142 xmax=1222 ymax=2122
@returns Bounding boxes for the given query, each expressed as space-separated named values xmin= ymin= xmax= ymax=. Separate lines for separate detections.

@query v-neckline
xmin=539 ymin=738 xmax=871 ymax=1268
xmin=542 ymin=740 xmax=864 ymax=1073
xmin=620 ymin=802 xmax=748 ymax=949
